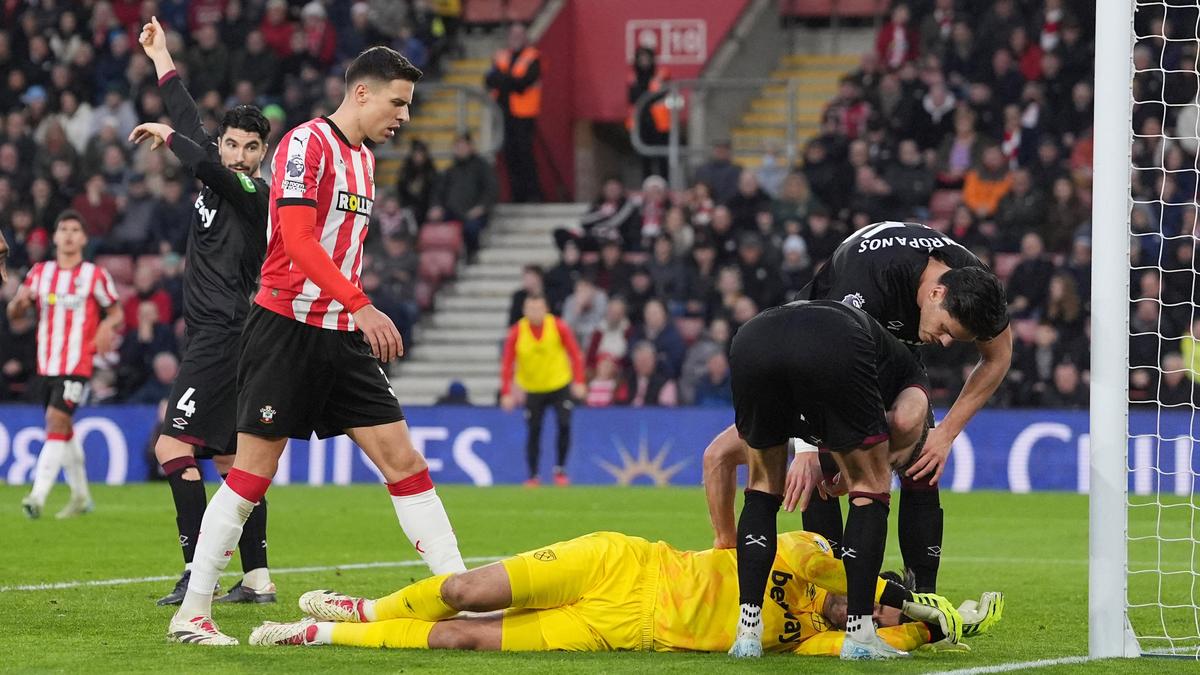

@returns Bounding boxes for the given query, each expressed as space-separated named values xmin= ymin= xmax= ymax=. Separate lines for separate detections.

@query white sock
xmin=390 ymin=488 xmax=466 ymax=574
xmin=243 ymin=567 xmax=272 ymax=590
xmin=62 ymin=437 xmax=90 ymax=502
xmin=736 ymin=603 xmax=763 ymax=641
xmin=846 ymin=614 xmax=875 ymax=641
xmin=29 ymin=439 xmax=67 ymax=504
xmin=178 ymin=483 xmax=256 ymax=617
xmin=313 ymin=622 xmax=335 ymax=645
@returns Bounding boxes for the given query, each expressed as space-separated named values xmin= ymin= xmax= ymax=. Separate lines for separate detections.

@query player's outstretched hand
xmin=353 ymin=304 xmax=403 ymax=363
xmin=783 ymin=451 xmax=828 ymax=513
xmin=138 ymin=15 xmax=167 ymax=56
xmin=905 ymin=425 xmax=952 ymax=485
xmin=129 ymin=122 xmax=174 ymax=150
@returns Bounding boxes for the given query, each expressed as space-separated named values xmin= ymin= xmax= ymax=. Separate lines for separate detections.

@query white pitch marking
xmin=930 ymin=655 xmax=1091 ymax=674
xmin=0 ymin=555 xmax=504 ymax=593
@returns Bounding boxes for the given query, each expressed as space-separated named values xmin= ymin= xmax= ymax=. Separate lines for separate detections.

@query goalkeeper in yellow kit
xmin=250 ymin=529 xmax=1001 ymax=654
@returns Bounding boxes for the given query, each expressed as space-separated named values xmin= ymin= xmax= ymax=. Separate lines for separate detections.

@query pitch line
xmin=0 ymin=555 xmax=504 ymax=593
xmin=930 ymin=655 xmax=1091 ymax=674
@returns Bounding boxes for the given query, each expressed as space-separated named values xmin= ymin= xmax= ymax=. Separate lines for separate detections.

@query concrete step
xmin=781 ymin=53 xmax=859 ymax=67
xmin=439 ymin=295 xmax=511 ymax=311
xmin=396 ymin=376 xmax=499 ymax=397
xmin=741 ymin=111 xmax=823 ymax=126
xmin=476 ymin=247 xmax=557 ymax=265
xmin=401 ymin=360 xmax=501 ymax=376
xmin=432 ymin=311 xmax=508 ymax=329
xmin=495 ymin=203 xmax=589 ymax=218
xmin=420 ymin=327 xmax=503 ymax=343
xmin=492 ymin=216 xmax=573 ymax=233
xmin=487 ymin=232 xmax=556 ymax=249
xmin=460 ymin=263 xmax=528 ymax=280
xmin=770 ymin=66 xmax=852 ymax=79
xmin=408 ymin=342 xmax=500 ymax=361
xmin=750 ymin=98 xmax=828 ymax=113
xmin=763 ymin=81 xmax=838 ymax=97
xmin=448 ymin=278 xmax=516 ymax=297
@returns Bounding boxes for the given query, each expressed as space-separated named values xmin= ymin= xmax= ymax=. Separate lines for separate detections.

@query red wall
xmin=534 ymin=0 xmax=750 ymax=198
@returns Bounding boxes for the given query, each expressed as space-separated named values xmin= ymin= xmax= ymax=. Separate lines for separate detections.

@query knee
xmin=44 ymin=410 xmax=72 ymax=436
xmin=439 ymin=573 xmax=477 ymax=611
xmin=430 ymin=621 xmax=479 ymax=650
xmin=890 ymin=405 xmax=926 ymax=448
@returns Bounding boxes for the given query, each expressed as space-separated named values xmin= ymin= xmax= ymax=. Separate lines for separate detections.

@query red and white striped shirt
xmin=257 ymin=116 xmax=376 ymax=331
xmin=22 ymin=260 xmax=119 ymax=378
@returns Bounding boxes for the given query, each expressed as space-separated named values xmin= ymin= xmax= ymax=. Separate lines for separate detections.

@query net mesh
xmin=1127 ymin=0 xmax=1200 ymax=658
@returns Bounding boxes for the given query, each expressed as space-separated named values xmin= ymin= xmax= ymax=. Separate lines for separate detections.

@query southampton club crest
xmin=259 ymin=405 xmax=277 ymax=424
xmin=841 ymin=292 xmax=865 ymax=309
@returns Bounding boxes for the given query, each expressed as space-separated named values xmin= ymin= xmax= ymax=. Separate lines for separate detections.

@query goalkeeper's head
xmin=920 ymin=265 xmax=1009 ymax=347
xmin=823 ymin=570 xmax=914 ymax=630
xmin=217 ymin=105 xmax=271 ymax=177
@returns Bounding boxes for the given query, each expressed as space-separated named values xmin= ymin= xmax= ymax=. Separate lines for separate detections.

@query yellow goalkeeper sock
xmin=332 ymin=619 xmax=435 ymax=648
xmin=373 ymin=573 xmax=457 ymax=621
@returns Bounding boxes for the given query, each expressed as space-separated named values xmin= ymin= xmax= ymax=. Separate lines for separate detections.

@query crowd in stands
xmin=509 ymin=0 xmax=1180 ymax=411
xmin=0 ymin=0 xmax=468 ymax=403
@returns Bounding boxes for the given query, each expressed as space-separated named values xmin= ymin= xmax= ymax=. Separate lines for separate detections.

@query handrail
xmin=380 ymin=83 xmax=505 ymax=161
xmin=630 ymin=78 xmax=799 ymax=190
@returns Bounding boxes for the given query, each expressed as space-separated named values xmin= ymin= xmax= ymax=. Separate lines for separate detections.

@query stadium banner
xmin=0 ymin=405 xmax=1194 ymax=493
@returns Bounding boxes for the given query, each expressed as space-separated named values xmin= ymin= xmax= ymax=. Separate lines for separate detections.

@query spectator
xmin=778 ymin=234 xmax=813 ymax=296
xmin=883 ymin=138 xmax=934 ymax=219
xmin=994 ymin=169 xmax=1046 ymax=251
xmin=1056 ymin=81 xmax=1094 ymax=144
xmin=122 ymin=264 xmax=173 ymax=331
xmin=875 ymin=4 xmax=919 ymax=71
xmin=433 ymin=133 xmax=497 ymax=260
xmin=962 ymin=144 xmax=1013 ymax=218
xmin=300 ymin=1 xmax=337 ymax=68
xmin=634 ymin=174 xmax=669 ymax=249
xmin=564 ymin=178 xmax=638 ymax=252
xmin=128 ymin=352 xmax=179 ymax=404
xmin=679 ymin=317 xmax=730 ymax=405
xmin=118 ymin=301 xmax=178 ymax=395
xmin=485 ymin=23 xmax=542 ymax=202
xmin=260 ymin=0 xmax=296 ymax=59
xmin=1158 ymin=353 xmax=1194 ymax=407
xmin=687 ymin=181 xmax=716 ymax=226
xmin=736 ymin=234 xmax=782 ymax=311
xmin=1006 ymin=232 xmax=1056 ymax=318
xmin=919 ymin=0 xmax=956 ymax=59
xmin=646 ymin=234 xmax=686 ymax=307
xmin=397 ymin=139 xmax=438 ymax=224
xmin=435 ymin=381 xmax=472 ymax=406
xmin=1040 ymin=362 xmax=1088 ymax=409
xmin=935 ymin=107 xmax=983 ymax=187
xmin=508 ymin=264 xmax=545 ymax=327
xmin=152 ymin=175 xmax=193 ymax=254
xmin=825 ymin=76 xmax=871 ymax=140
xmin=561 ymin=275 xmax=608 ymax=344
xmin=104 ymin=173 xmax=158 ymax=254
xmin=231 ymin=31 xmax=281 ymax=98
xmin=586 ymin=294 xmax=632 ymax=368
xmin=914 ymin=80 xmax=957 ymax=152
xmin=662 ymin=206 xmax=694 ymax=258
xmin=772 ymin=173 xmax=820 ymax=225
xmin=682 ymin=235 xmax=718 ymax=318
xmin=1045 ymin=271 xmax=1085 ymax=342
xmin=337 ymin=3 xmax=382 ymax=63
xmin=594 ymin=238 xmax=632 ymax=295
xmin=615 ymin=341 xmax=677 ymax=407
xmin=394 ymin=23 xmax=430 ymax=75
xmin=803 ymin=206 xmax=842 ymax=265
xmin=544 ymin=240 xmax=582 ymax=312
xmin=630 ymin=298 xmax=685 ymax=378
xmin=1181 ymin=319 xmax=1200 ymax=384
xmin=726 ymin=170 xmax=772 ymax=232
xmin=693 ymin=141 xmax=741 ymax=204
xmin=708 ymin=206 xmax=739 ymax=265
xmin=70 ymin=174 xmax=119 ymax=239
xmin=585 ymin=355 xmax=621 ymax=408
xmin=692 ymin=351 xmax=732 ymax=407
xmin=755 ymin=142 xmax=788 ymax=198
xmin=186 ymin=23 xmax=230 ymax=98
xmin=801 ymin=139 xmax=852 ymax=216
xmin=0 ymin=310 xmax=36 ymax=401
xmin=1010 ymin=321 xmax=1060 ymax=405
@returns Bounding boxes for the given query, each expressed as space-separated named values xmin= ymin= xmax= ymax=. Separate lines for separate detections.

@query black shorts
xmin=731 ymin=302 xmax=890 ymax=452
xmin=39 ymin=376 xmax=89 ymax=415
xmin=237 ymin=305 xmax=405 ymax=440
xmin=161 ymin=330 xmax=240 ymax=457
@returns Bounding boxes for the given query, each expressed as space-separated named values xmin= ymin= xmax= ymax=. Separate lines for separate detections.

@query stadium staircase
xmin=394 ymin=202 xmax=589 ymax=405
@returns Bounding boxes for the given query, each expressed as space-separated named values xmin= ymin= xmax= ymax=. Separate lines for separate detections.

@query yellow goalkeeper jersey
xmin=651 ymin=531 xmax=892 ymax=653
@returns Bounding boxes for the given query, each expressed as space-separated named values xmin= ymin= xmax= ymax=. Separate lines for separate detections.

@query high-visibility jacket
xmin=491 ymin=46 xmax=541 ymax=118
xmin=627 ymin=66 xmax=671 ymax=134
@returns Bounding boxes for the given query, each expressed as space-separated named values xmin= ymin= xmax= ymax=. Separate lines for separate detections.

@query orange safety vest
xmin=491 ymin=46 xmax=542 ymax=118
xmin=514 ymin=316 xmax=572 ymax=394
xmin=627 ymin=66 xmax=671 ymax=134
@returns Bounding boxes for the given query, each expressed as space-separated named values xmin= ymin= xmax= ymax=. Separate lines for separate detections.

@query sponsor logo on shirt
xmin=768 ymin=569 xmax=804 ymax=644
xmin=281 ymin=180 xmax=306 ymax=192
xmin=841 ymin=292 xmax=865 ymax=309
xmin=336 ymin=191 xmax=374 ymax=216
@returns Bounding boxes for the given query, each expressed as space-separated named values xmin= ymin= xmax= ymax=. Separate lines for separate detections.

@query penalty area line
xmin=930 ymin=655 xmax=1091 ymax=674
xmin=0 ymin=555 xmax=504 ymax=593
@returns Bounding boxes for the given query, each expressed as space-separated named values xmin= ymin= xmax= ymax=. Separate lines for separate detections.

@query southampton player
xmin=131 ymin=17 xmax=275 ymax=606
xmin=7 ymin=211 xmax=122 ymax=519
xmin=167 ymin=47 xmax=466 ymax=645
xmin=706 ymin=222 xmax=1010 ymax=595
xmin=250 ymin=530 xmax=998 ymax=654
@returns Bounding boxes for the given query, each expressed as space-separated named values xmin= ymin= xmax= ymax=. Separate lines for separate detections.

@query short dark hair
xmin=54 ymin=209 xmax=86 ymax=230
xmin=524 ymin=292 xmax=547 ymax=303
xmin=939 ymin=265 xmax=1009 ymax=341
xmin=522 ymin=264 xmax=544 ymax=277
xmin=219 ymin=105 xmax=270 ymax=142
xmin=346 ymin=46 xmax=423 ymax=87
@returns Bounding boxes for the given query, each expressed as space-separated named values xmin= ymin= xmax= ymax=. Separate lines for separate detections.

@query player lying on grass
xmin=249 ymin=529 xmax=1002 ymax=654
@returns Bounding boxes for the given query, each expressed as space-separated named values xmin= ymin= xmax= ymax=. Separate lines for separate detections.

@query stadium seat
xmin=418 ymin=222 xmax=465 ymax=256
xmin=506 ymin=0 xmax=543 ymax=22
xmin=136 ymin=254 xmax=164 ymax=279
xmin=838 ymin=0 xmax=888 ymax=17
xmin=993 ymin=253 xmax=1021 ymax=281
xmin=415 ymin=279 xmax=437 ymax=311
xmin=929 ymin=190 xmax=962 ymax=220
xmin=674 ymin=316 xmax=705 ymax=346
xmin=464 ymin=0 xmax=504 ymax=24
xmin=95 ymin=255 xmax=134 ymax=285
xmin=419 ymin=249 xmax=458 ymax=283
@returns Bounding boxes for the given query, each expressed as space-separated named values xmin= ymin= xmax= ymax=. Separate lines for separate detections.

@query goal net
xmin=1095 ymin=0 xmax=1200 ymax=660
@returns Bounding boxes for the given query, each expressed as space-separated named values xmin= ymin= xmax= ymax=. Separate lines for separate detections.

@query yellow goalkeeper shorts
xmin=500 ymin=531 xmax=660 ymax=652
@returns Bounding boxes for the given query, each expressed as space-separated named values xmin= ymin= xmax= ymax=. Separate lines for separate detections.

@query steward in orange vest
xmin=485 ymin=23 xmax=543 ymax=202
xmin=627 ymin=46 xmax=671 ymax=179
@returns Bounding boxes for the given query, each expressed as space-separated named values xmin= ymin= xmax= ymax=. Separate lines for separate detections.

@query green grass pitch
xmin=1 ymin=484 xmax=1196 ymax=673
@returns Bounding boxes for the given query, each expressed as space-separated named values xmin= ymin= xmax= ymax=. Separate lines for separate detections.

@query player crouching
xmin=249 ymin=530 xmax=1002 ymax=657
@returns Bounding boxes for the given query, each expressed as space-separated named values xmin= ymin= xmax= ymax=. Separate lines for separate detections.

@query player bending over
xmin=131 ymin=16 xmax=276 ymax=606
xmin=8 ymin=211 xmax=122 ymax=518
xmin=250 ymin=530 xmax=1001 ymax=654
xmin=167 ymin=46 xmax=465 ymax=646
